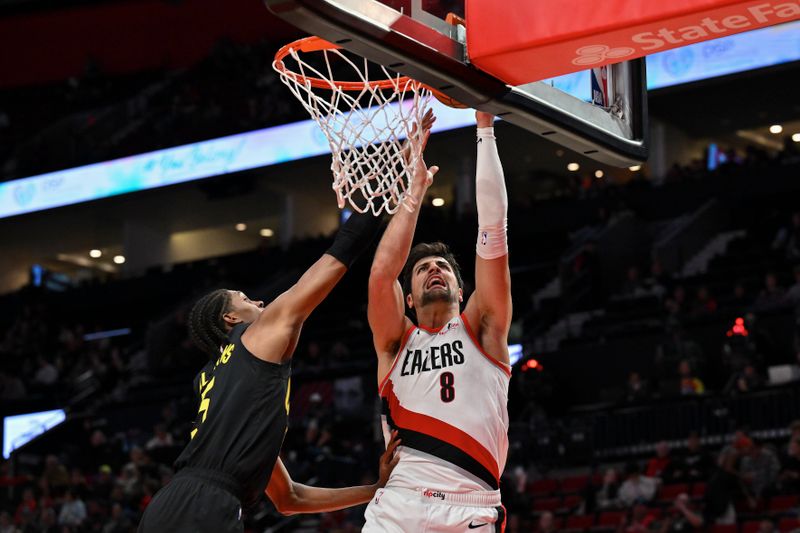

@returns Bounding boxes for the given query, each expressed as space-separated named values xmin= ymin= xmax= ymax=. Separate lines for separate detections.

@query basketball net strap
xmin=273 ymin=43 xmax=432 ymax=216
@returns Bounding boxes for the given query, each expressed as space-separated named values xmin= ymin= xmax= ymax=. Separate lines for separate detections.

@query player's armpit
xmin=463 ymin=254 xmax=512 ymax=365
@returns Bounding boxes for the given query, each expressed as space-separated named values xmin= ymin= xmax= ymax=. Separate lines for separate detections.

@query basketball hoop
xmin=273 ymin=36 xmax=435 ymax=216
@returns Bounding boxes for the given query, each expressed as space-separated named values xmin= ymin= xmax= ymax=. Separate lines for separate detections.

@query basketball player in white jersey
xmin=364 ymin=110 xmax=511 ymax=532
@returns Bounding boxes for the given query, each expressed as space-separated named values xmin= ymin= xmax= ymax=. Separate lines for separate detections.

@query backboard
xmin=264 ymin=0 xmax=648 ymax=166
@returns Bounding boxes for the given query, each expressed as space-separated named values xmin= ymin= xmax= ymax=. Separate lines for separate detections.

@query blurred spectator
xmin=658 ymin=499 xmax=693 ymax=532
xmin=725 ymin=280 xmax=751 ymax=311
xmin=786 ymin=265 xmax=800 ymax=305
xmin=57 ymin=489 xmax=87 ymax=527
xmin=655 ymin=327 xmax=703 ymax=379
xmin=756 ymin=519 xmax=777 ymax=533
xmin=624 ymin=371 xmax=651 ymax=404
xmin=41 ymin=455 xmax=69 ymax=493
xmin=754 ymin=272 xmax=786 ymax=311
xmin=725 ymin=364 xmax=763 ymax=395
xmin=536 ymin=511 xmax=557 ymax=533
xmin=297 ymin=341 xmax=325 ymax=373
xmin=14 ymin=487 xmax=36 ymax=524
xmin=38 ymin=507 xmax=57 ymax=533
xmin=740 ymin=439 xmax=780 ymax=499
xmin=678 ymin=359 xmax=705 ymax=396
xmin=643 ymin=259 xmax=669 ymax=299
xmin=0 ymin=369 xmax=26 ymax=400
xmin=690 ymin=285 xmax=717 ymax=317
xmin=672 ymin=432 xmax=713 ymax=482
xmin=619 ymin=503 xmax=656 ymax=533
xmin=102 ymin=503 xmax=133 ymax=533
xmin=618 ymin=462 xmax=658 ymax=506
xmin=32 ymin=356 xmax=58 ymax=387
xmin=621 ymin=266 xmax=645 ymax=297
xmin=674 ymin=446 xmax=744 ymax=527
xmin=0 ymin=511 xmax=16 ymax=533
xmin=145 ymin=424 xmax=174 ymax=450
xmin=772 ymin=212 xmax=800 ymax=260
xmin=589 ymin=467 xmax=622 ymax=511
xmin=778 ymin=437 xmax=800 ymax=493
xmin=663 ymin=285 xmax=687 ymax=320
xmin=116 ymin=464 xmax=142 ymax=502
xmin=84 ymin=430 xmax=123 ymax=471
xmin=645 ymin=441 xmax=672 ymax=480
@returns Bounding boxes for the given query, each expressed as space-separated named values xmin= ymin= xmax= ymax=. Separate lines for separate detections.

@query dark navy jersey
xmin=175 ymin=323 xmax=291 ymax=506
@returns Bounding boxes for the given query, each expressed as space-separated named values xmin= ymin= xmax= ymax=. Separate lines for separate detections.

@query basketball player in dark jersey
xmin=137 ymin=207 xmax=403 ymax=532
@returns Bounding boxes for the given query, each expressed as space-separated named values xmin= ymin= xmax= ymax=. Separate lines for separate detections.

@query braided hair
xmin=188 ymin=289 xmax=233 ymax=360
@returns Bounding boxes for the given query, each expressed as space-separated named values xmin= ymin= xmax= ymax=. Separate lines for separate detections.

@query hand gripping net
xmin=273 ymin=37 xmax=432 ymax=216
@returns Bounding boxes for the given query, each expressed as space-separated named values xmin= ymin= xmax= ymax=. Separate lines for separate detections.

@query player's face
xmin=224 ymin=290 xmax=265 ymax=326
xmin=408 ymin=255 xmax=462 ymax=308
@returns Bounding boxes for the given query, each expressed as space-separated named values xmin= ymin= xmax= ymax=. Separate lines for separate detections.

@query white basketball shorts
xmin=363 ymin=486 xmax=506 ymax=533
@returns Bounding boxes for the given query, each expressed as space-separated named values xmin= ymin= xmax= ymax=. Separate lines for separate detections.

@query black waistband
xmin=174 ymin=467 xmax=245 ymax=504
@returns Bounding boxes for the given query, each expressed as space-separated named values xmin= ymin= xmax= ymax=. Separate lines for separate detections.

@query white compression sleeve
xmin=475 ymin=126 xmax=508 ymax=260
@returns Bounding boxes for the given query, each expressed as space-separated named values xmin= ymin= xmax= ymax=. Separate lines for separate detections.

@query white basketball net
xmin=273 ymin=41 xmax=432 ymax=216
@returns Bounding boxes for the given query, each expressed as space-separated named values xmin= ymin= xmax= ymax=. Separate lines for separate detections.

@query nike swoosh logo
xmin=468 ymin=522 xmax=488 ymax=529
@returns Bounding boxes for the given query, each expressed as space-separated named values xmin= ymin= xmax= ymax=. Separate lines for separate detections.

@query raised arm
xmin=463 ymin=111 xmax=512 ymax=365
xmin=369 ymin=111 xmax=437 ymax=363
xmin=242 ymin=210 xmax=382 ymax=362
xmin=266 ymin=432 xmax=401 ymax=515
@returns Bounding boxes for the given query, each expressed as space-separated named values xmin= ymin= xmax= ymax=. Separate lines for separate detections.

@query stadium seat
xmin=560 ymin=494 xmax=583 ymax=512
xmin=659 ymin=483 xmax=689 ymax=501
xmin=736 ymin=498 xmax=765 ymax=514
xmin=691 ymin=482 xmax=707 ymax=498
xmin=561 ymin=475 xmax=590 ymax=493
xmin=741 ymin=521 xmax=762 ymax=533
xmin=528 ymin=478 xmax=560 ymax=496
xmin=778 ymin=518 xmax=800 ymax=532
xmin=769 ymin=495 xmax=799 ymax=512
xmin=566 ymin=514 xmax=596 ymax=529
xmin=533 ymin=497 xmax=562 ymax=512
xmin=597 ymin=511 xmax=626 ymax=527
xmin=710 ymin=525 xmax=738 ymax=533
xmin=646 ymin=507 xmax=663 ymax=519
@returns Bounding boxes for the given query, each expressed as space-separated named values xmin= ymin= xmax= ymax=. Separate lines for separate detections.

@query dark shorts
xmin=138 ymin=469 xmax=243 ymax=533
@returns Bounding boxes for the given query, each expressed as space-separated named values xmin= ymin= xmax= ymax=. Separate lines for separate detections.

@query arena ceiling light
xmin=235 ymin=223 xmax=247 ymax=231
xmin=113 ymin=255 xmax=126 ymax=265
xmin=567 ymin=163 xmax=580 ymax=172
xmin=769 ymin=124 xmax=783 ymax=134
xmin=89 ymin=249 xmax=102 ymax=258
xmin=793 ymin=133 xmax=800 ymax=142
xmin=629 ymin=165 xmax=642 ymax=171
xmin=259 ymin=228 xmax=274 ymax=237
xmin=431 ymin=198 xmax=445 ymax=207
xmin=594 ymin=170 xmax=604 ymax=179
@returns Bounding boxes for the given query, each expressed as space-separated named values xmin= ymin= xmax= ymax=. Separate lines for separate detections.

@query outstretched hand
xmin=376 ymin=430 xmax=402 ymax=488
xmin=403 ymin=108 xmax=436 ymax=163
xmin=402 ymin=108 xmax=438 ymax=210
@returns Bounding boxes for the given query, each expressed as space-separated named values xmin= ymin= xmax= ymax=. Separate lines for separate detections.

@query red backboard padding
xmin=465 ymin=0 xmax=800 ymax=84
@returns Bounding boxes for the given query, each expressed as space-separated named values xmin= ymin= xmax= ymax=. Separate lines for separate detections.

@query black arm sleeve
xmin=326 ymin=211 xmax=384 ymax=268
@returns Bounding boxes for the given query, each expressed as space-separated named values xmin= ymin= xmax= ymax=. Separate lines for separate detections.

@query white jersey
xmin=379 ymin=313 xmax=510 ymax=492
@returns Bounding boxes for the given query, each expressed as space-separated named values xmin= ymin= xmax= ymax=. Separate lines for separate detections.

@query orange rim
xmin=274 ymin=36 xmax=419 ymax=92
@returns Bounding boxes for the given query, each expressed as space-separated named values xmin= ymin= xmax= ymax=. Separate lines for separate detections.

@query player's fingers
xmin=428 ymin=165 xmax=440 ymax=177
xmin=421 ymin=129 xmax=431 ymax=147
xmin=386 ymin=435 xmax=402 ymax=455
